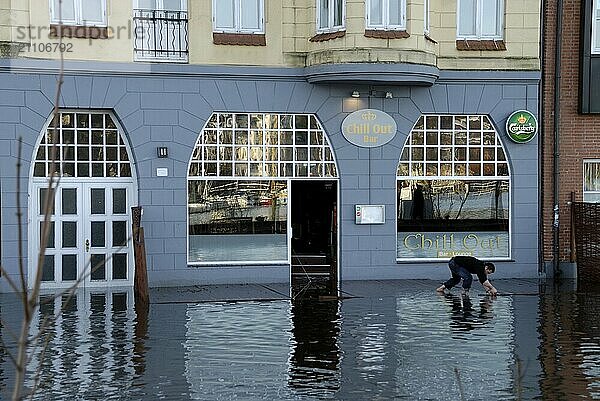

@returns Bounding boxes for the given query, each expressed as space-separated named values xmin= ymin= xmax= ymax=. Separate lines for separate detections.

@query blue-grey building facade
xmin=0 ymin=59 xmax=541 ymax=290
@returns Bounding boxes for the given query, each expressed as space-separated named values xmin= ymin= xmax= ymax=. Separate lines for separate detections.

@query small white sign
xmin=156 ymin=167 xmax=168 ymax=177
xmin=355 ymin=205 xmax=385 ymax=224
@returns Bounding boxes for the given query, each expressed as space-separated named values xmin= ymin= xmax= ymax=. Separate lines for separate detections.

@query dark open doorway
xmin=291 ymin=180 xmax=337 ymax=297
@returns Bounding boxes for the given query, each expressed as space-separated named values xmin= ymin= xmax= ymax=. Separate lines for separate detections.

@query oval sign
xmin=505 ymin=110 xmax=538 ymax=143
xmin=341 ymin=109 xmax=397 ymax=148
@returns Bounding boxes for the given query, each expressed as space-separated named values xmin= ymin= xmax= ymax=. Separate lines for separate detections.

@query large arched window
xmin=396 ymin=115 xmax=510 ymax=260
xmin=188 ymin=112 xmax=338 ymax=264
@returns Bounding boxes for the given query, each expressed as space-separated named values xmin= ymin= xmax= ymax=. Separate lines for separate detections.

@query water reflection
xmin=442 ymin=293 xmax=495 ymax=332
xmin=1 ymin=281 xmax=600 ymax=399
xmin=288 ymin=299 xmax=341 ymax=397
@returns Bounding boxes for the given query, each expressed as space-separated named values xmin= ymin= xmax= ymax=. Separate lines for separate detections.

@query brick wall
xmin=542 ymin=0 xmax=600 ymax=263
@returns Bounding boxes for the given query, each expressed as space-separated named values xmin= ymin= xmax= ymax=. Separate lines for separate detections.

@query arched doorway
xmin=29 ymin=111 xmax=138 ymax=289
xmin=187 ymin=113 xmax=339 ymax=294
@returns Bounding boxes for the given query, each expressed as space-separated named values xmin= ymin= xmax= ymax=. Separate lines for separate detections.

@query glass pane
xmin=113 ymin=188 xmax=126 ymax=214
xmin=240 ymin=0 xmax=260 ymax=30
xmin=81 ymin=0 xmax=104 ymax=24
xmin=112 ymin=253 xmax=127 ymax=280
xmin=112 ymin=293 xmax=127 ymax=311
xmin=369 ymin=0 xmax=383 ymax=25
xmin=90 ymin=254 xmax=106 ymax=280
xmin=53 ymin=0 xmax=75 ymax=21
xmin=34 ymin=163 xmax=45 ymax=177
xmin=42 ymin=255 xmax=55 ymax=282
xmin=596 ymin=19 xmax=600 ymax=50
xmin=215 ymin=0 xmax=235 ymax=29
xmin=458 ymin=0 xmax=476 ymax=36
xmin=319 ymin=0 xmax=329 ymax=28
xmin=62 ymin=254 xmax=77 ymax=281
xmin=188 ymin=180 xmax=288 ymax=263
xmin=481 ymin=0 xmax=500 ymax=36
xmin=39 ymin=188 xmax=55 ymax=215
xmin=137 ymin=0 xmax=157 ymax=9
xmin=77 ymin=163 xmax=90 ymax=177
xmin=113 ymin=221 xmax=127 ymax=247
xmin=584 ymin=162 xmax=600 ymax=191
xmin=62 ymin=188 xmax=77 ymax=214
xmin=62 ymin=221 xmax=77 ymax=248
xmin=396 ymin=179 xmax=509 ymax=258
xmin=41 ymin=221 xmax=55 ymax=248
xmin=334 ymin=0 xmax=343 ymax=26
xmin=91 ymin=221 xmax=105 ymax=247
xmin=91 ymin=188 xmax=105 ymax=214
xmin=388 ymin=0 xmax=403 ymax=25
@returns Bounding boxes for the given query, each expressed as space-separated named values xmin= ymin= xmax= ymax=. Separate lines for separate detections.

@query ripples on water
xmin=0 ymin=281 xmax=599 ymax=400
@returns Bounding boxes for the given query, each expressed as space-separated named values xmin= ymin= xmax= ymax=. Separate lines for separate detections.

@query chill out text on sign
xmin=341 ymin=109 xmax=397 ymax=148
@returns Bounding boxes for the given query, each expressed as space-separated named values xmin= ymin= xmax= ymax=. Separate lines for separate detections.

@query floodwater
xmin=0 ymin=279 xmax=599 ymax=400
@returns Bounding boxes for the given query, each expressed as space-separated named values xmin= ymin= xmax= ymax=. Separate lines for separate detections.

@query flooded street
xmin=1 ymin=279 xmax=599 ymax=400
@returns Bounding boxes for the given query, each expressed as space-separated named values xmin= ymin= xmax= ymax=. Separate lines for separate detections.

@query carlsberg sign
xmin=506 ymin=110 xmax=538 ymax=143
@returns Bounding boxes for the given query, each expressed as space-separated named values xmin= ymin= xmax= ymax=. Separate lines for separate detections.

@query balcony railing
xmin=133 ymin=9 xmax=189 ymax=62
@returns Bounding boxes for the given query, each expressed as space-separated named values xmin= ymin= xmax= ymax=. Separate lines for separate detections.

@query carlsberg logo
xmin=506 ymin=110 xmax=537 ymax=143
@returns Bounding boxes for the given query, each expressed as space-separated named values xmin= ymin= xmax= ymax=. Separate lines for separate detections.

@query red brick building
xmin=542 ymin=0 xmax=600 ymax=277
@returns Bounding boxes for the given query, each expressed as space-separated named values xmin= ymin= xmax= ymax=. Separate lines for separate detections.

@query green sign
xmin=506 ymin=110 xmax=538 ymax=143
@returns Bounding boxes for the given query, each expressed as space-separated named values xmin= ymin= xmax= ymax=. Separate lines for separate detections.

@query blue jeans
xmin=443 ymin=258 xmax=473 ymax=290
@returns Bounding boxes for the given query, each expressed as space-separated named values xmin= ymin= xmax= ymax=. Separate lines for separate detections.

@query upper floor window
xmin=317 ymin=0 xmax=345 ymax=32
xmin=593 ymin=0 xmax=600 ymax=53
xmin=457 ymin=0 xmax=503 ymax=39
xmin=137 ymin=0 xmax=186 ymax=10
xmin=366 ymin=0 xmax=405 ymax=30
xmin=133 ymin=0 xmax=188 ymax=62
xmin=213 ymin=0 xmax=264 ymax=33
xmin=584 ymin=161 xmax=600 ymax=202
xmin=51 ymin=0 xmax=107 ymax=26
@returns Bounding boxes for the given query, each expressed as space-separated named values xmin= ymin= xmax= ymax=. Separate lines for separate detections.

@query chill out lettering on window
xmin=402 ymin=233 xmax=503 ymax=251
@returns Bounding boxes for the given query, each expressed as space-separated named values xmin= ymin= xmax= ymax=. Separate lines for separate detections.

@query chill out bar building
xmin=0 ymin=0 xmax=542 ymax=290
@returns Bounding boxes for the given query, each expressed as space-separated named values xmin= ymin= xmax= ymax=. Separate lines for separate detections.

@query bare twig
xmin=10 ymin=1 xmax=65 ymax=399
xmin=454 ymin=367 xmax=466 ymax=401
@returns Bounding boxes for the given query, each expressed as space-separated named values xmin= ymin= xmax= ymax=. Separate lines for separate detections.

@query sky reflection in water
xmin=0 ymin=280 xmax=599 ymax=400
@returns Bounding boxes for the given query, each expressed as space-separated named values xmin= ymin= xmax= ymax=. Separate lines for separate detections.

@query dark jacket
xmin=451 ymin=256 xmax=488 ymax=284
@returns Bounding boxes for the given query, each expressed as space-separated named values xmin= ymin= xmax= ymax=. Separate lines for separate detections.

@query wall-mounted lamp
xmin=385 ymin=91 xmax=393 ymax=99
xmin=157 ymin=146 xmax=168 ymax=158
xmin=351 ymin=90 xmax=360 ymax=98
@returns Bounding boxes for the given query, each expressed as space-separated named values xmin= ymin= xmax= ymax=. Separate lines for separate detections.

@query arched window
xmin=30 ymin=111 xmax=136 ymax=289
xmin=396 ymin=115 xmax=510 ymax=260
xmin=188 ymin=112 xmax=338 ymax=264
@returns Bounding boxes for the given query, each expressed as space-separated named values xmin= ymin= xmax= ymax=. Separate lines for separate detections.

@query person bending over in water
xmin=436 ymin=256 xmax=498 ymax=296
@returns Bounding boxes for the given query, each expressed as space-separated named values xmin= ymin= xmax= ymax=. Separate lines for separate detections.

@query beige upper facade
xmin=0 ymin=0 xmax=540 ymax=70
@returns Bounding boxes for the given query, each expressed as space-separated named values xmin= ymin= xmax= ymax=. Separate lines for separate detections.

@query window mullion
xmin=74 ymin=0 xmax=82 ymax=25
xmin=329 ymin=0 xmax=334 ymax=28
xmin=235 ymin=0 xmax=241 ymax=32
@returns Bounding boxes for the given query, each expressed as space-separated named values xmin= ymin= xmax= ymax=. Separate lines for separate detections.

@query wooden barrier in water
xmin=132 ymin=206 xmax=149 ymax=307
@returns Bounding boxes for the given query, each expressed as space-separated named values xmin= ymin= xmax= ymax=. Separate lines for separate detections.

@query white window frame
xmin=212 ymin=0 xmax=264 ymax=34
xmin=583 ymin=160 xmax=600 ymax=202
xmin=366 ymin=0 xmax=406 ymax=30
xmin=317 ymin=0 xmax=346 ymax=33
xmin=456 ymin=0 xmax=504 ymax=40
xmin=593 ymin=0 xmax=600 ymax=54
xmin=50 ymin=0 xmax=107 ymax=27
xmin=135 ymin=0 xmax=187 ymax=11
xmin=424 ymin=0 xmax=430 ymax=35
xmin=396 ymin=115 xmax=512 ymax=262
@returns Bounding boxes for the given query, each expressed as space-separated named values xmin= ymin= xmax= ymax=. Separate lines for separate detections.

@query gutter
xmin=553 ymin=0 xmax=564 ymax=279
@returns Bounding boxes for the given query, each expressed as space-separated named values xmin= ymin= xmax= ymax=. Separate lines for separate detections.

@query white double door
xmin=30 ymin=180 xmax=135 ymax=289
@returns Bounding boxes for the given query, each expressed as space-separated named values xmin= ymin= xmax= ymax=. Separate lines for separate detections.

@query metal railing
xmin=133 ymin=9 xmax=189 ymax=62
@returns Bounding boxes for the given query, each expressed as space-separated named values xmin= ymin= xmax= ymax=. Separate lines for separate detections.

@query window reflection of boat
xmin=189 ymin=216 xmax=287 ymax=235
